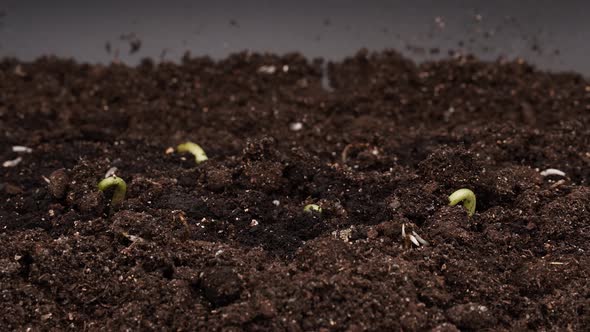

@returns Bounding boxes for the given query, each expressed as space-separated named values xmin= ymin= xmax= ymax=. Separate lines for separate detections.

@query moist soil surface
xmin=1 ymin=51 xmax=590 ymax=331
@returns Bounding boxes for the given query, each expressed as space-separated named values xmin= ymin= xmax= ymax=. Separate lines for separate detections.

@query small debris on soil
xmin=257 ymin=65 xmax=276 ymax=74
xmin=47 ymin=169 xmax=69 ymax=199
xmin=78 ymin=190 xmax=105 ymax=214
xmin=104 ymin=167 xmax=118 ymax=178
xmin=13 ymin=65 xmax=26 ymax=77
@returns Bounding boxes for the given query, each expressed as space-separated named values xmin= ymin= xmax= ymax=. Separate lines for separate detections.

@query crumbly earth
xmin=1 ymin=51 xmax=590 ymax=331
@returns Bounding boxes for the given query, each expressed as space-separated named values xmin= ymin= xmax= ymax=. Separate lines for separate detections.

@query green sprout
xmin=98 ymin=176 xmax=127 ymax=206
xmin=448 ymin=188 xmax=476 ymax=217
xmin=177 ymin=142 xmax=208 ymax=164
xmin=303 ymin=204 xmax=322 ymax=213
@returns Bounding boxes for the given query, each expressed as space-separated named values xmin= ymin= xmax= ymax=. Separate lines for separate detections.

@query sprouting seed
xmin=177 ymin=142 xmax=208 ymax=164
xmin=303 ymin=204 xmax=322 ymax=213
xmin=401 ymin=223 xmax=429 ymax=247
xmin=448 ymin=188 xmax=476 ymax=217
xmin=98 ymin=176 xmax=127 ymax=206
xmin=411 ymin=231 xmax=429 ymax=246
xmin=409 ymin=234 xmax=420 ymax=246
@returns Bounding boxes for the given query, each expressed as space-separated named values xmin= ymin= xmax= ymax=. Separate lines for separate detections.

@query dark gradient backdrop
xmin=0 ymin=1 xmax=588 ymax=75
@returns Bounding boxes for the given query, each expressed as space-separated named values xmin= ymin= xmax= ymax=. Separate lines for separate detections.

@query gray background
xmin=0 ymin=0 xmax=587 ymax=75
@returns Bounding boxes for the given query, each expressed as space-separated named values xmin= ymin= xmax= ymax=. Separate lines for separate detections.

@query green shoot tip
xmin=448 ymin=188 xmax=476 ymax=217
xmin=303 ymin=204 xmax=322 ymax=213
xmin=177 ymin=142 xmax=208 ymax=164
xmin=98 ymin=176 xmax=127 ymax=206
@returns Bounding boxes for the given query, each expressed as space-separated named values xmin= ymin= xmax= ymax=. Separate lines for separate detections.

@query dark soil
xmin=1 ymin=51 xmax=590 ymax=331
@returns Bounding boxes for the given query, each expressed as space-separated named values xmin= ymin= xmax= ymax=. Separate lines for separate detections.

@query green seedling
xmin=177 ymin=142 xmax=208 ymax=164
xmin=448 ymin=188 xmax=476 ymax=217
xmin=98 ymin=176 xmax=127 ymax=206
xmin=303 ymin=204 xmax=322 ymax=213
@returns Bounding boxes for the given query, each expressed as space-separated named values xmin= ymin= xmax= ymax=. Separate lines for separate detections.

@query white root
xmin=412 ymin=231 xmax=430 ymax=246
xmin=3 ymin=157 xmax=23 ymax=168
xmin=12 ymin=146 xmax=32 ymax=153
xmin=540 ymin=168 xmax=566 ymax=177
xmin=409 ymin=235 xmax=420 ymax=246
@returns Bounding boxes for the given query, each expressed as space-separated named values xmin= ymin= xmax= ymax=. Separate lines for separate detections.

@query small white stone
xmin=272 ymin=200 xmax=280 ymax=206
xmin=289 ymin=122 xmax=303 ymax=131
xmin=250 ymin=219 xmax=259 ymax=227
xmin=282 ymin=65 xmax=289 ymax=72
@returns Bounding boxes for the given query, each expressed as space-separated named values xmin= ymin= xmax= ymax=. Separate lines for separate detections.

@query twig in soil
xmin=448 ymin=188 xmax=476 ymax=217
xmin=177 ymin=142 xmax=208 ymax=164
xmin=303 ymin=204 xmax=322 ymax=213
xmin=98 ymin=176 xmax=127 ymax=207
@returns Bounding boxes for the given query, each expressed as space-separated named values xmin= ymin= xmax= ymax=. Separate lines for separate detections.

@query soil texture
xmin=1 ymin=51 xmax=590 ymax=331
